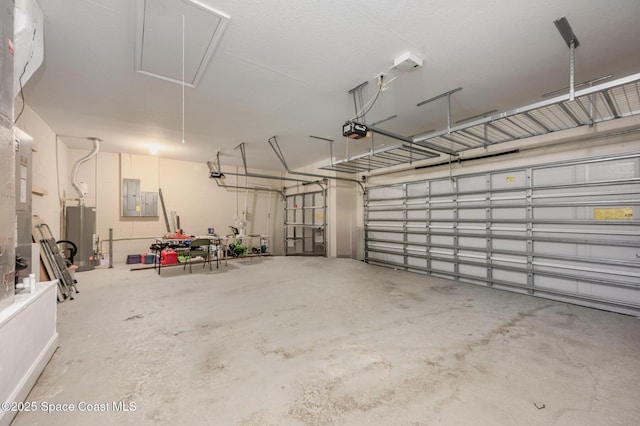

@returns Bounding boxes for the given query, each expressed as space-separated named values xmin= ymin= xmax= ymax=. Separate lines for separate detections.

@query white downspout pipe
xmin=71 ymin=137 xmax=100 ymax=203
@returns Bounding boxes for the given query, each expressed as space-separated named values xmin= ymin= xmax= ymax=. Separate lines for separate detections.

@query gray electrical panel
xmin=0 ymin=0 xmax=15 ymax=312
xmin=122 ymin=178 xmax=141 ymax=216
xmin=141 ymin=192 xmax=158 ymax=216
xmin=122 ymin=179 xmax=157 ymax=217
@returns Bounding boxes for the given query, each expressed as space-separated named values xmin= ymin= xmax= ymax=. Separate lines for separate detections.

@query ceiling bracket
xmin=234 ymin=142 xmax=249 ymax=174
xmin=554 ymin=17 xmax=580 ymax=101
xmin=309 ymin=135 xmax=335 ymax=167
xmin=569 ymin=39 xmax=576 ymax=101
xmin=348 ymin=81 xmax=369 ymax=124
xmin=417 ymin=87 xmax=463 ymax=135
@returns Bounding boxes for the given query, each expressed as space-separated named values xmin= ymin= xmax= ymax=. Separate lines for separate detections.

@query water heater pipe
xmin=71 ymin=137 xmax=101 ymax=202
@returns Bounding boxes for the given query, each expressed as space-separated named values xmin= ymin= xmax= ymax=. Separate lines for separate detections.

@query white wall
xmin=66 ymin=153 xmax=286 ymax=263
xmin=328 ymin=179 xmax=358 ymax=258
xmin=16 ymin=106 xmax=286 ymax=264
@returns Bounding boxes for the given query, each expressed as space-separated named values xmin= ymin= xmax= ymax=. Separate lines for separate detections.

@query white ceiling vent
xmin=135 ymin=0 xmax=230 ymax=87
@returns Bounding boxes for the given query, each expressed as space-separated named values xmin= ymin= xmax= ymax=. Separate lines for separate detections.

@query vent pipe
xmin=71 ymin=137 xmax=101 ymax=202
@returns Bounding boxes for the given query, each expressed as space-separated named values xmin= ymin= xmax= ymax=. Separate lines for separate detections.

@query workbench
xmin=151 ymin=236 xmax=228 ymax=275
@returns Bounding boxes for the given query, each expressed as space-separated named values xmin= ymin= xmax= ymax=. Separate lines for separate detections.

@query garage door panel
xmin=491 ymin=171 xmax=527 ymax=189
xmin=430 ymin=210 xmax=455 ymax=220
xmin=368 ymin=251 xmax=403 ymax=264
xmin=457 ymin=175 xmax=487 ymax=192
xmin=364 ymin=153 xmax=640 ymax=315
xmin=492 ymin=239 xmax=527 ymax=252
xmin=459 ymin=264 xmax=487 ymax=278
xmin=493 ymin=207 xmax=527 ymax=220
xmin=584 ymin=159 xmax=639 ymax=181
xmin=533 ymin=241 xmax=579 ymax=256
xmin=459 ymin=250 xmax=487 ymax=261
xmin=431 ymin=260 xmax=455 ymax=273
xmin=368 ymin=210 xmax=403 ymax=220
xmin=407 ymin=209 xmax=428 ymax=220
xmin=493 ymin=269 xmax=528 ymax=284
xmin=590 ymin=285 xmax=640 ymax=305
xmin=431 ymin=235 xmax=454 ymax=246
xmin=534 ymin=276 xmax=578 ymax=293
xmin=407 ymin=256 xmax=426 ymax=268
xmin=533 ymin=206 xmax=579 ymax=220
xmin=406 ymin=244 xmax=426 ymax=254
xmin=458 ymin=236 xmax=486 ymax=249
xmin=407 ymin=234 xmax=427 ymax=244
xmin=533 ymin=165 xmax=577 ymax=186
xmin=368 ymin=186 xmax=403 ymax=199
xmin=368 ymin=231 xmax=403 ymax=242
xmin=459 ymin=226 xmax=488 ymax=235
xmin=459 ymin=208 xmax=486 ymax=220
xmin=407 ymin=183 xmax=428 ymax=197
xmin=430 ymin=179 xmax=454 ymax=194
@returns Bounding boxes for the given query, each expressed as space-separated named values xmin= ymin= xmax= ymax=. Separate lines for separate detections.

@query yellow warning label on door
xmin=506 ymin=176 xmax=516 ymax=182
xmin=315 ymin=213 xmax=323 ymax=221
xmin=594 ymin=207 xmax=633 ymax=220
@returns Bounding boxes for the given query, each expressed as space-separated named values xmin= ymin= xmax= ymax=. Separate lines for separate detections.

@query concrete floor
xmin=13 ymin=257 xmax=640 ymax=425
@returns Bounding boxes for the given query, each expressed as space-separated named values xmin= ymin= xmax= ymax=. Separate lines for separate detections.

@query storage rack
xmin=323 ymin=73 xmax=640 ymax=173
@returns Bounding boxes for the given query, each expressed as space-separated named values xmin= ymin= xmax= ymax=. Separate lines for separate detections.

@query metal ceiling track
xmin=322 ymin=72 xmax=640 ymax=174
xmin=206 ymin=150 xmax=325 ymax=193
xmin=268 ymin=137 xmax=365 ymax=192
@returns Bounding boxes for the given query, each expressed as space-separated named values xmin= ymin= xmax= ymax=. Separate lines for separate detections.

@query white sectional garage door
xmin=365 ymin=153 xmax=640 ymax=315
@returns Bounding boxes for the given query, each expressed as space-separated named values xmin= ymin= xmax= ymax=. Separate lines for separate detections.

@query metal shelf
xmin=323 ymin=74 xmax=640 ymax=173
xmin=320 ymin=143 xmax=439 ymax=173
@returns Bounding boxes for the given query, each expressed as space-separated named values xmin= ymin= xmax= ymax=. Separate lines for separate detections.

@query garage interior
xmin=1 ymin=0 xmax=639 ymax=425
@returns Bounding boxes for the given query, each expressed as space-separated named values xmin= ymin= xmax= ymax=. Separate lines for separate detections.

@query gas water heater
xmin=66 ymin=206 xmax=96 ymax=272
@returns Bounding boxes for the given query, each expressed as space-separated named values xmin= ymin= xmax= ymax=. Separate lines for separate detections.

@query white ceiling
xmin=22 ymin=0 xmax=640 ymax=171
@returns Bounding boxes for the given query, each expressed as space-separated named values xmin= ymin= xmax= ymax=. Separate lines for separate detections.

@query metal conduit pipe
xmin=225 ymin=146 xmax=328 ymax=192
xmin=267 ymin=136 xmax=366 ymax=193
xmin=213 ymin=178 xmax=285 ymax=199
xmin=206 ymin=158 xmax=326 ymax=193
